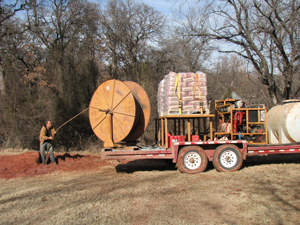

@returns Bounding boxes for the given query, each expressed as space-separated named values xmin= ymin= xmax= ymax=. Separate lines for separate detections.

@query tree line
xmin=0 ymin=0 xmax=299 ymax=150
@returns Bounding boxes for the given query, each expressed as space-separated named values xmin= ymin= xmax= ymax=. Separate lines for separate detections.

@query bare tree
xmin=183 ymin=0 xmax=300 ymax=105
xmin=24 ymin=0 xmax=102 ymax=148
xmin=100 ymin=0 xmax=166 ymax=82
xmin=0 ymin=0 xmax=103 ymax=149
xmin=0 ymin=0 xmax=27 ymax=39
xmin=206 ymin=55 xmax=271 ymax=108
xmin=156 ymin=33 xmax=211 ymax=73
xmin=0 ymin=0 xmax=27 ymax=95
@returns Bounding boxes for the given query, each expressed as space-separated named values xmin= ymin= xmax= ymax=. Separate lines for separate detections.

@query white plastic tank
xmin=267 ymin=100 xmax=300 ymax=144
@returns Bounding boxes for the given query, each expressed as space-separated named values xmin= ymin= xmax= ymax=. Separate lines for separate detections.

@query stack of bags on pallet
xmin=157 ymin=71 xmax=209 ymax=116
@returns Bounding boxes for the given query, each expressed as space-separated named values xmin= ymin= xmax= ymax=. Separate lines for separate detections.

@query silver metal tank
xmin=267 ymin=100 xmax=300 ymax=144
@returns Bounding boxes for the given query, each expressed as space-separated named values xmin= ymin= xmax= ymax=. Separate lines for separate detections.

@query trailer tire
xmin=213 ymin=144 xmax=243 ymax=172
xmin=177 ymin=146 xmax=208 ymax=174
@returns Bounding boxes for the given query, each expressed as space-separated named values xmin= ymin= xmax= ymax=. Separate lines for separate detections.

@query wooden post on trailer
xmin=174 ymin=118 xmax=177 ymax=136
xmin=198 ymin=118 xmax=200 ymax=138
xmin=161 ymin=118 xmax=164 ymax=147
xmin=187 ymin=118 xmax=191 ymax=142
xmin=210 ymin=117 xmax=213 ymax=141
xmin=246 ymin=110 xmax=249 ymax=135
xmin=192 ymin=118 xmax=195 ymax=135
xmin=203 ymin=117 xmax=207 ymax=141
xmin=230 ymin=106 xmax=233 ymax=140
xmin=155 ymin=115 xmax=216 ymax=143
xmin=215 ymin=109 xmax=218 ymax=138
xmin=157 ymin=119 xmax=160 ymax=146
xmin=265 ymin=109 xmax=268 ymax=144
xmin=165 ymin=117 xmax=169 ymax=148
xmin=182 ymin=118 xmax=185 ymax=138
xmin=155 ymin=118 xmax=158 ymax=144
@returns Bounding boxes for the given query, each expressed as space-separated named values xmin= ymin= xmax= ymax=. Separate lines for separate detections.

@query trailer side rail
xmin=247 ymin=144 xmax=300 ymax=155
xmin=101 ymin=147 xmax=175 ymax=160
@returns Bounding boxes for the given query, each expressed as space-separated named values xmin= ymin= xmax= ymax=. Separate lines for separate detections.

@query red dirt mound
xmin=0 ymin=151 xmax=111 ymax=179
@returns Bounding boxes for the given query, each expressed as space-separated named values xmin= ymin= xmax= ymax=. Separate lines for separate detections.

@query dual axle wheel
xmin=177 ymin=144 xmax=243 ymax=174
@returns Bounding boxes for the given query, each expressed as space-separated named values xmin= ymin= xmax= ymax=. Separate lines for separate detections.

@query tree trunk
xmin=268 ymin=83 xmax=278 ymax=105
xmin=0 ymin=65 xmax=5 ymax=95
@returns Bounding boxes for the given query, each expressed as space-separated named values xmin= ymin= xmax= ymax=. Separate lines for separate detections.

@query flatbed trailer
xmin=101 ymin=107 xmax=300 ymax=174
xmin=101 ymin=140 xmax=300 ymax=174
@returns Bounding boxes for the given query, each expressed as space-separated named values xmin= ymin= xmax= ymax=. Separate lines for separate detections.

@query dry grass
xmin=1 ymin=154 xmax=300 ymax=224
xmin=0 ymin=148 xmax=32 ymax=155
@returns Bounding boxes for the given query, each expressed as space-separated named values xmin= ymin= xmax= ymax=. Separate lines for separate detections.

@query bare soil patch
xmin=0 ymin=151 xmax=115 ymax=179
xmin=1 ymin=150 xmax=300 ymax=224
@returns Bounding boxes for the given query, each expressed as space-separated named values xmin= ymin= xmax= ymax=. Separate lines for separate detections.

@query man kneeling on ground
xmin=39 ymin=120 xmax=57 ymax=165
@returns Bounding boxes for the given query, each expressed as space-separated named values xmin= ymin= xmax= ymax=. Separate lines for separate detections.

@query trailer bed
xmin=247 ymin=142 xmax=300 ymax=156
xmin=101 ymin=141 xmax=300 ymax=162
xmin=101 ymin=146 xmax=175 ymax=160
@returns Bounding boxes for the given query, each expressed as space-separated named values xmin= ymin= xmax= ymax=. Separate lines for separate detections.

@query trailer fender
xmin=172 ymin=145 xmax=179 ymax=163
xmin=242 ymin=142 xmax=248 ymax=160
xmin=204 ymin=150 xmax=214 ymax=161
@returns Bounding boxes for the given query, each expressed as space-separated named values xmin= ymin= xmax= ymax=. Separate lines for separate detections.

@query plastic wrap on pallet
xmin=157 ymin=71 xmax=209 ymax=116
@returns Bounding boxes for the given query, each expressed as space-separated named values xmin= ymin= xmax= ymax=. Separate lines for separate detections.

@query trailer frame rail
xmin=101 ymin=147 xmax=175 ymax=160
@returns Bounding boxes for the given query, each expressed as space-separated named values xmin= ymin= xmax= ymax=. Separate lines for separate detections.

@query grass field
xmin=1 ymin=151 xmax=300 ymax=224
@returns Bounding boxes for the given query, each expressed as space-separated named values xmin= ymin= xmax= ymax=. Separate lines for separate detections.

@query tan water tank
xmin=267 ymin=100 xmax=300 ymax=144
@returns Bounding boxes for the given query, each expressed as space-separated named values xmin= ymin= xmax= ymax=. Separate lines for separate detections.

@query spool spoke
xmin=92 ymin=114 xmax=107 ymax=130
xmin=89 ymin=107 xmax=107 ymax=112
xmin=100 ymin=86 xmax=112 ymax=109
xmin=113 ymin=111 xmax=135 ymax=117
xmin=111 ymin=80 xmax=116 ymax=110
xmin=112 ymin=91 xmax=131 ymax=111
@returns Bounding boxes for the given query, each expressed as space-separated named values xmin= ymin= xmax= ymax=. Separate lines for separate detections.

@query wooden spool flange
xmin=123 ymin=81 xmax=151 ymax=142
xmin=89 ymin=79 xmax=151 ymax=147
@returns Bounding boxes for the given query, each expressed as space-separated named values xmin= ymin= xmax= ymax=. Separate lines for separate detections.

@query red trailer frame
xmin=100 ymin=99 xmax=300 ymax=174
xmin=101 ymin=140 xmax=300 ymax=173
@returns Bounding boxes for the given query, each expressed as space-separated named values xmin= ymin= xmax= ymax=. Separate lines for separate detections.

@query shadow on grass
xmin=241 ymin=153 xmax=300 ymax=170
xmin=56 ymin=153 xmax=86 ymax=160
xmin=55 ymin=153 xmax=86 ymax=164
xmin=116 ymin=159 xmax=177 ymax=173
xmin=116 ymin=153 xmax=300 ymax=174
xmin=37 ymin=152 xmax=86 ymax=165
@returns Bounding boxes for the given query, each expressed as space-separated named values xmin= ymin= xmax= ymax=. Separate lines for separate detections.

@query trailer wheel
xmin=177 ymin=146 xmax=208 ymax=174
xmin=213 ymin=144 xmax=243 ymax=172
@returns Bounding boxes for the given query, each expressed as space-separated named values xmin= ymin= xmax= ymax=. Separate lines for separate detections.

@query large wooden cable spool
xmin=89 ymin=79 xmax=151 ymax=147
